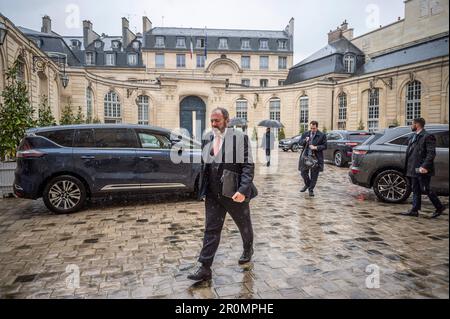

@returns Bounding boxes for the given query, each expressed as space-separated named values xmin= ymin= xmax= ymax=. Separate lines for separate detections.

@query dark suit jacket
xmin=298 ymin=130 xmax=327 ymax=172
xmin=405 ymin=129 xmax=436 ymax=177
xmin=198 ymin=129 xmax=258 ymax=201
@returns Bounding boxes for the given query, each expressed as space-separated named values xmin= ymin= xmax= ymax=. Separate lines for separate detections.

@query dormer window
xmin=105 ymin=53 xmax=115 ymax=66
xmin=132 ymin=40 xmax=141 ymax=50
xmin=128 ymin=53 xmax=138 ymax=66
xmin=278 ymin=40 xmax=287 ymax=50
xmin=196 ymin=38 xmax=205 ymax=48
xmin=94 ymin=40 xmax=102 ymax=49
xmin=155 ymin=36 xmax=165 ymax=48
xmin=112 ymin=40 xmax=121 ymax=49
xmin=241 ymin=39 xmax=251 ymax=50
xmin=85 ymin=52 xmax=95 ymax=65
xmin=259 ymin=39 xmax=269 ymax=50
xmin=218 ymin=38 xmax=228 ymax=49
xmin=344 ymin=54 xmax=356 ymax=73
xmin=176 ymin=37 xmax=186 ymax=48
xmin=71 ymin=39 xmax=81 ymax=49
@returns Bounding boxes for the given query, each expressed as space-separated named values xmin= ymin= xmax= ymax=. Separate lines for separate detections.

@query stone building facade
xmin=0 ymin=0 xmax=448 ymax=140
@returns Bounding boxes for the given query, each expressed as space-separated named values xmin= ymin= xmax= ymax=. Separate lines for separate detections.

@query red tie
xmin=213 ymin=135 xmax=222 ymax=157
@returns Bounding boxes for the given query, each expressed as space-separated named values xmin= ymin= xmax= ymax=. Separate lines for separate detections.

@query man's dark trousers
xmin=301 ymin=167 xmax=320 ymax=191
xmin=411 ymin=175 xmax=443 ymax=212
xmin=198 ymin=187 xmax=254 ymax=268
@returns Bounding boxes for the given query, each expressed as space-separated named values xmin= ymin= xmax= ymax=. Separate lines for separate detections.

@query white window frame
xmin=137 ymin=95 xmax=150 ymax=125
xmin=104 ymin=91 xmax=121 ymax=122
xmin=155 ymin=53 xmax=165 ymax=68
xmin=155 ymin=36 xmax=165 ymax=48
xmin=196 ymin=38 xmax=205 ymax=48
xmin=176 ymin=37 xmax=186 ymax=48
xmin=406 ymin=80 xmax=422 ymax=125
xmin=260 ymin=39 xmax=269 ymax=50
xmin=127 ymin=53 xmax=138 ymax=66
xmin=299 ymin=96 xmax=309 ymax=132
xmin=241 ymin=39 xmax=251 ymax=50
xmin=105 ymin=53 xmax=115 ymax=66
xmin=176 ymin=54 xmax=186 ymax=68
xmin=218 ymin=38 xmax=228 ymax=49
xmin=260 ymin=56 xmax=269 ymax=70
xmin=338 ymin=93 xmax=347 ymax=130
xmin=260 ymin=79 xmax=268 ymax=88
xmin=86 ymin=87 xmax=93 ymax=120
xmin=344 ymin=54 xmax=355 ymax=73
xmin=278 ymin=40 xmax=287 ymax=50
xmin=85 ymin=52 xmax=95 ymax=65
xmin=236 ymin=99 xmax=248 ymax=121
xmin=196 ymin=54 xmax=206 ymax=68
xmin=278 ymin=56 xmax=287 ymax=70
xmin=368 ymin=89 xmax=380 ymax=132
xmin=241 ymin=56 xmax=251 ymax=69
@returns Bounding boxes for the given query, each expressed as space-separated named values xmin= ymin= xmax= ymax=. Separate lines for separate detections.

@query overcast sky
xmin=0 ymin=0 xmax=405 ymax=62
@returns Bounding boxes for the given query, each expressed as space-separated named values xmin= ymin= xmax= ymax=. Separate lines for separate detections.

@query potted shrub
xmin=0 ymin=60 xmax=36 ymax=197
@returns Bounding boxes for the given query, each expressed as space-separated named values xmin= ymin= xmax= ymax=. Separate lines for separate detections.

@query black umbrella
xmin=258 ymin=119 xmax=284 ymax=128
xmin=228 ymin=117 xmax=248 ymax=127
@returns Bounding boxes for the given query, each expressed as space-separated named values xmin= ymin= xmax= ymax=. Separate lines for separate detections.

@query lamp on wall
xmin=0 ymin=22 xmax=7 ymax=45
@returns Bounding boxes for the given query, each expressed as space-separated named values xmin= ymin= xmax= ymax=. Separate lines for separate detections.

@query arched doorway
xmin=180 ymin=96 xmax=206 ymax=141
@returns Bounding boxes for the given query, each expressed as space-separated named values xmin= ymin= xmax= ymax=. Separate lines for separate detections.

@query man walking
xmin=402 ymin=118 xmax=446 ymax=218
xmin=298 ymin=121 xmax=327 ymax=197
xmin=261 ymin=127 xmax=275 ymax=167
xmin=188 ymin=107 xmax=258 ymax=281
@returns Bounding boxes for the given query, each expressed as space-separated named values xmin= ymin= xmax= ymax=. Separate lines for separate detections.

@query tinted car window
xmin=388 ymin=133 xmax=414 ymax=146
xmin=94 ymin=129 xmax=138 ymax=148
xmin=348 ymin=133 xmax=372 ymax=142
xmin=73 ymin=129 xmax=95 ymax=148
xmin=137 ymin=131 xmax=171 ymax=149
xmin=36 ymin=129 xmax=74 ymax=147
xmin=363 ymin=133 xmax=384 ymax=145
xmin=434 ymin=131 xmax=449 ymax=148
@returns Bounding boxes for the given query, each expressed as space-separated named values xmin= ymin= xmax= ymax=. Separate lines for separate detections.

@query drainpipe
xmin=331 ymin=89 xmax=335 ymax=130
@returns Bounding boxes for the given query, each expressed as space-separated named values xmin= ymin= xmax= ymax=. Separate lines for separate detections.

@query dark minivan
xmin=14 ymin=124 xmax=202 ymax=214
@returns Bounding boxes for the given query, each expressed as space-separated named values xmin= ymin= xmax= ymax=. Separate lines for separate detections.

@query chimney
xmin=328 ymin=27 xmax=342 ymax=43
xmin=341 ymin=20 xmax=354 ymax=40
xmin=83 ymin=20 xmax=98 ymax=48
xmin=41 ymin=15 xmax=52 ymax=33
xmin=340 ymin=20 xmax=348 ymax=31
xmin=122 ymin=17 xmax=136 ymax=48
xmin=143 ymin=16 xmax=152 ymax=34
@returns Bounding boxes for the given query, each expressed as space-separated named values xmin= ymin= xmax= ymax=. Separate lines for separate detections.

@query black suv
xmin=324 ymin=131 xmax=373 ymax=167
xmin=14 ymin=125 xmax=202 ymax=213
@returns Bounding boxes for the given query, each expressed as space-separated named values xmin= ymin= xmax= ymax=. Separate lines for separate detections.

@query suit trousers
xmin=198 ymin=191 xmax=254 ymax=267
xmin=301 ymin=167 xmax=320 ymax=191
xmin=410 ymin=176 xmax=443 ymax=212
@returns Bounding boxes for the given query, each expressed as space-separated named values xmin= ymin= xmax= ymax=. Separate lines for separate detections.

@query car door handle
xmin=139 ymin=156 xmax=153 ymax=160
xmin=81 ymin=156 xmax=95 ymax=159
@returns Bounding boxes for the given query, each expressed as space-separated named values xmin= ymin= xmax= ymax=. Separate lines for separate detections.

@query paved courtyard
xmin=0 ymin=152 xmax=448 ymax=299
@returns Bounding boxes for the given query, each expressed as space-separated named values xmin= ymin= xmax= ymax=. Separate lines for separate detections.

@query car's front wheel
xmin=373 ymin=170 xmax=411 ymax=203
xmin=43 ymin=175 xmax=87 ymax=214
xmin=334 ymin=151 xmax=347 ymax=167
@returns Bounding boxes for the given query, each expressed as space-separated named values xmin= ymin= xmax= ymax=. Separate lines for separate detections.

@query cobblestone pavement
xmin=0 ymin=152 xmax=448 ymax=299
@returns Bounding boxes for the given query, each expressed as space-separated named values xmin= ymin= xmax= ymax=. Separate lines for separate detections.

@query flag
xmin=190 ymin=35 xmax=193 ymax=59
xmin=204 ymin=27 xmax=208 ymax=61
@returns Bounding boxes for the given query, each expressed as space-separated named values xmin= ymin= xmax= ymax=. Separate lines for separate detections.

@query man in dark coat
xmin=261 ymin=128 xmax=275 ymax=166
xmin=188 ymin=107 xmax=258 ymax=281
xmin=298 ymin=121 xmax=327 ymax=197
xmin=402 ymin=117 xmax=446 ymax=218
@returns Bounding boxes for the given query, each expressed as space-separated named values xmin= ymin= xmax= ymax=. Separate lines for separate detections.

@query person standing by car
xmin=402 ymin=118 xmax=446 ymax=218
xmin=188 ymin=107 xmax=258 ymax=282
xmin=261 ymin=127 xmax=275 ymax=166
xmin=298 ymin=121 xmax=327 ymax=197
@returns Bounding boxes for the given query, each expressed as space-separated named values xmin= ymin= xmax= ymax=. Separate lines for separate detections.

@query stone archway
xmin=180 ymin=96 xmax=206 ymax=141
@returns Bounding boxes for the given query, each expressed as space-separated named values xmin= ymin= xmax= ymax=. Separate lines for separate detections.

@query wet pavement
xmin=0 ymin=152 xmax=448 ymax=299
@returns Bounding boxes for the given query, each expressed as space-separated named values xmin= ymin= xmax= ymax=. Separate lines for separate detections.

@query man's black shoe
xmin=431 ymin=206 xmax=446 ymax=219
xmin=401 ymin=210 xmax=419 ymax=217
xmin=238 ymin=248 xmax=254 ymax=265
xmin=187 ymin=266 xmax=212 ymax=281
xmin=309 ymin=190 xmax=315 ymax=197
xmin=300 ymin=186 xmax=309 ymax=193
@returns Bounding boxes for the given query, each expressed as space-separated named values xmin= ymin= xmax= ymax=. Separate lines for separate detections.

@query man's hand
xmin=232 ymin=192 xmax=246 ymax=203
xmin=309 ymin=145 xmax=317 ymax=150
xmin=419 ymin=167 xmax=428 ymax=174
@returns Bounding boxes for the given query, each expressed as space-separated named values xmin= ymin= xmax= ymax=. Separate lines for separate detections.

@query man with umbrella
xmin=258 ymin=120 xmax=283 ymax=167
xmin=298 ymin=121 xmax=327 ymax=197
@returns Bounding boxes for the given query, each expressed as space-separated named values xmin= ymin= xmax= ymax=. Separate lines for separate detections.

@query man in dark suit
xmin=188 ymin=107 xmax=258 ymax=281
xmin=298 ymin=121 xmax=327 ymax=197
xmin=402 ymin=118 xmax=446 ymax=218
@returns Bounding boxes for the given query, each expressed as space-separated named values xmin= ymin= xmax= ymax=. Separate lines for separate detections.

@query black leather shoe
xmin=431 ymin=206 xmax=446 ymax=219
xmin=300 ymin=186 xmax=309 ymax=193
xmin=401 ymin=210 xmax=419 ymax=217
xmin=187 ymin=266 xmax=212 ymax=281
xmin=238 ymin=248 xmax=254 ymax=265
xmin=309 ymin=190 xmax=315 ymax=197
